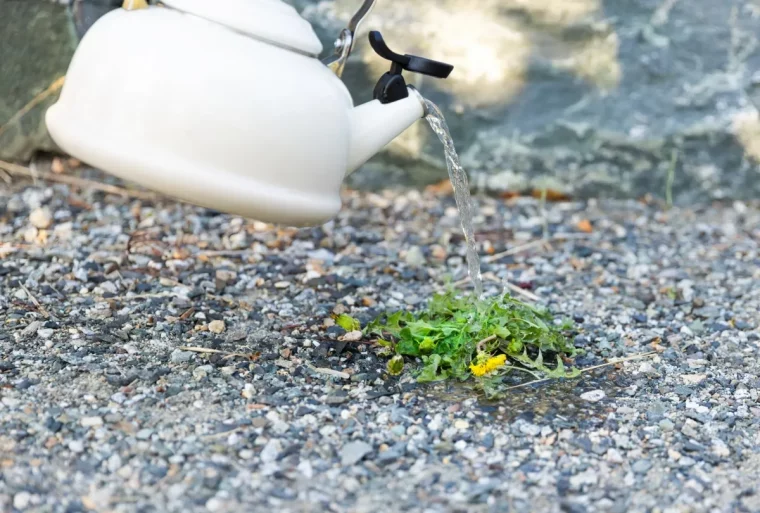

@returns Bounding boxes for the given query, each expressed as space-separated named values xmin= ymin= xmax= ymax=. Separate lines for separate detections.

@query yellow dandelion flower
xmin=470 ymin=354 xmax=507 ymax=377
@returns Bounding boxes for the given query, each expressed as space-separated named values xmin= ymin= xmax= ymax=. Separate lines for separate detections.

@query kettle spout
xmin=346 ymin=87 xmax=426 ymax=175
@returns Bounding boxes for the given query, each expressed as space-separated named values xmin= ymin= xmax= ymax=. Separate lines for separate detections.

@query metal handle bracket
xmin=322 ymin=0 xmax=378 ymax=78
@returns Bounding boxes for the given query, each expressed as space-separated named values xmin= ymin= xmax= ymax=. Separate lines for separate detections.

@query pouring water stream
xmin=423 ymin=99 xmax=484 ymax=298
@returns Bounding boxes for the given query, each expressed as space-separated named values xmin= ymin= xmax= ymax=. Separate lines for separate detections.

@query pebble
xmin=580 ymin=390 xmax=606 ymax=403
xmin=13 ymin=492 xmax=32 ymax=510
xmin=340 ymin=441 xmax=373 ymax=466
xmin=29 ymin=207 xmax=53 ymax=229
xmin=682 ymin=374 xmax=707 ymax=385
xmin=242 ymin=383 xmax=256 ymax=399
xmin=260 ymin=439 xmax=281 ymax=463
xmin=170 ymin=349 xmax=194 ymax=364
xmin=325 ymin=393 xmax=349 ymax=405
xmin=81 ymin=416 xmax=104 ymax=428
xmin=632 ymin=460 xmax=652 ymax=474
xmin=68 ymin=441 xmax=84 ymax=453
xmin=519 ymin=422 xmax=541 ymax=437
xmin=37 ymin=328 xmax=54 ymax=339
xmin=340 ymin=330 xmax=363 ymax=342
xmin=208 ymin=320 xmax=226 ymax=334
xmin=136 ymin=429 xmax=154 ymax=440
xmin=404 ymin=246 xmax=425 ymax=267
xmin=606 ymin=448 xmax=624 ymax=464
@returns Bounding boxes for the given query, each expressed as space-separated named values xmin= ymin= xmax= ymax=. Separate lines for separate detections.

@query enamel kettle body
xmin=46 ymin=0 xmax=453 ymax=227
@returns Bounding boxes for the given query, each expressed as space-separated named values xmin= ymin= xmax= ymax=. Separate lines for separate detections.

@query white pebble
xmin=13 ymin=492 xmax=32 ymax=510
xmin=68 ymin=440 xmax=85 ymax=453
xmin=580 ymin=390 xmax=606 ymax=402
xmin=29 ymin=207 xmax=53 ymax=229
xmin=208 ymin=320 xmax=226 ymax=334
xmin=81 ymin=416 xmax=104 ymax=428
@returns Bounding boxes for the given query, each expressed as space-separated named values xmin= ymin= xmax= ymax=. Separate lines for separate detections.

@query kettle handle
xmin=347 ymin=0 xmax=377 ymax=34
xmin=323 ymin=0 xmax=378 ymax=78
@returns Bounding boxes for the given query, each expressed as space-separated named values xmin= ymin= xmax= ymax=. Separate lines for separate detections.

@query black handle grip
xmin=368 ymin=31 xmax=453 ymax=79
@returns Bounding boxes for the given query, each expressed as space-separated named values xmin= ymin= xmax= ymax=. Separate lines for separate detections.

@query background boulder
xmin=294 ymin=0 xmax=760 ymax=203
xmin=3 ymin=0 xmax=760 ymax=203
xmin=0 ymin=0 xmax=77 ymax=161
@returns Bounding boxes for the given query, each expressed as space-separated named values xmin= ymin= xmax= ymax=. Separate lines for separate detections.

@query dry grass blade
xmin=0 ymin=76 xmax=65 ymax=139
xmin=501 ymin=351 xmax=657 ymax=391
xmin=476 ymin=334 xmax=498 ymax=352
xmin=178 ymin=346 xmax=254 ymax=359
xmin=0 ymin=159 xmax=160 ymax=201
xmin=304 ymin=362 xmax=350 ymax=380
xmin=484 ymin=233 xmax=594 ymax=263
xmin=19 ymin=283 xmax=50 ymax=318
xmin=198 ymin=250 xmax=253 ymax=259
xmin=449 ymin=273 xmax=540 ymax=302
xmin=502 ymin=281 xmax=541 ymax=302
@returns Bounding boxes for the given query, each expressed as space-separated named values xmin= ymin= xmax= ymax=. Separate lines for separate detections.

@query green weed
xmin=362 ymin=290 xmax=580 ymax=398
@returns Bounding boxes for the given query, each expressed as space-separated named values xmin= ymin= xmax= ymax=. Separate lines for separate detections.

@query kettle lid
xmin=161 ymin=0 xmax=323 ymax=56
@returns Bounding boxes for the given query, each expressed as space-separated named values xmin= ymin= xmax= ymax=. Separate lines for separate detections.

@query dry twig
xmin=484 ymin=233 xmax=593 ymax=263
xmin=304 ymin=362 xmax=351 ymax=380
xmin=177 ymin=346 xmax=255 ymax=359
xmin=0 ymin=159 xmax=160 ymax=201
xmin=19 ymin=283 xmax=50 ymax=318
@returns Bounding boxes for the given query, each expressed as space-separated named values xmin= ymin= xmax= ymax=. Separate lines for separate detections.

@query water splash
xmin=423 ymin=99 xmax=483 ymax=297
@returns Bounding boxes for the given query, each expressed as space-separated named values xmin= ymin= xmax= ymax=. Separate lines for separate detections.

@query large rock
xmin=5 ymin=0 xmax=760 ymax=203
xmin=0 ymin=0 xmax=126 ymax=162
xmin=290 ymin=0 xmax=760 ymax=202
xmin=0 ymin=0 xmax=78 ymax=161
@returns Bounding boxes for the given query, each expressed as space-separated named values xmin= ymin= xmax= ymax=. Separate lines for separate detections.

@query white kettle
xmin=45 ymin=0 xmax=453 ymax=227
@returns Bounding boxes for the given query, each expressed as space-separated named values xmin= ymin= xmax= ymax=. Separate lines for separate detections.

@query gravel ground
xmin=1 ymin=172 xmax=759 ymax=513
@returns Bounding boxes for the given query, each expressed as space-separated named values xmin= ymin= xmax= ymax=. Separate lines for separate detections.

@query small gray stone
xmin=99 ymin=281 xmax=118 ymax=294
xmin=325 ymin=393 xmax=349 ymax=405
xmin=341 ymin=441 xmax=373 ymax=466
xmin=622 ymin=297 xmax=646 ymax=310
xmin=647 ymin=402 xmax=667 ymax=422
xmin=404 ymin=246 xmax=425 ymax=268
xmin=260 ymin=439 xmax=282 ymax=463
xmin=632 ymin=460 xmax=652 ymax=474
xmin=7 ymin=196 xmax=24 ymax=213
xmin=37 ymin=328 xmax=54 ymax=339
xmin=519 ymin=422 xmax=541 ymax=437
xmin=377 ymin=442 xmax=406 ymax=464
xmin=136 ymin=429 xmax=153 ymax=440
xmin=170 ymin=349 xmax=194 ymax=364
xmin=694 ymin=306 xmax=720 ymax=319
